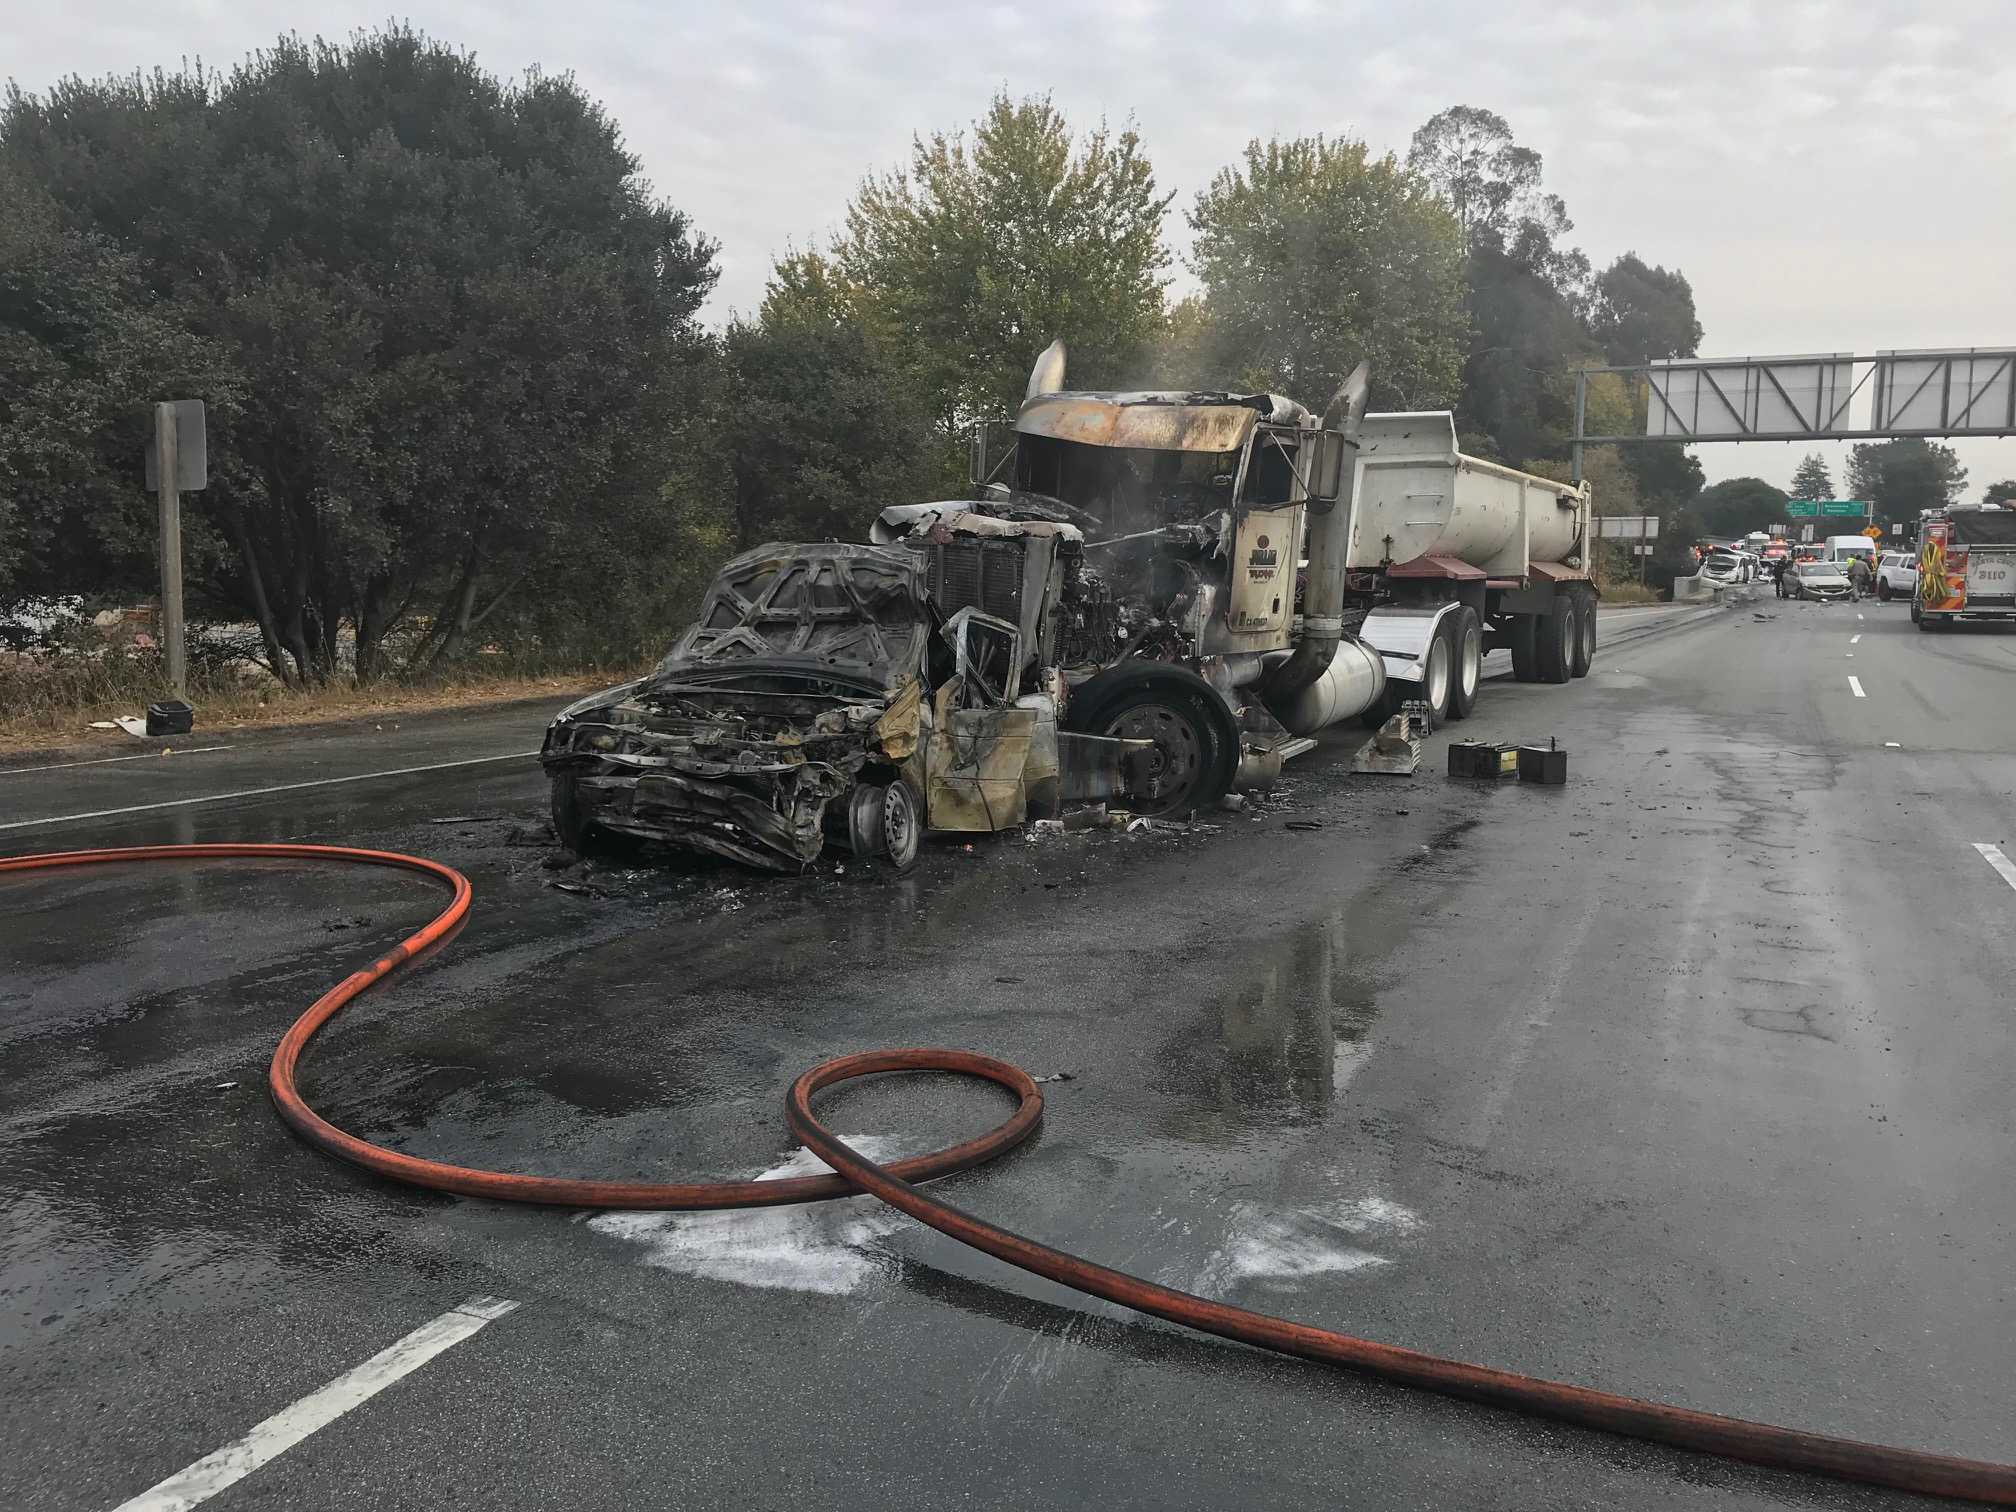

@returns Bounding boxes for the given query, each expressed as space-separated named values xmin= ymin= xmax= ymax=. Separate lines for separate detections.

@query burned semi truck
xmin=542 ymin=344 xmax=1597 ymax=872
xmin=875 ymin=341 xmax=1599 ymax=810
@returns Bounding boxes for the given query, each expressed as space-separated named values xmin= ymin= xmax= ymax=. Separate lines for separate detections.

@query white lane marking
xmin=0 ymin=751 xmax=538 ymax=834
xmin=0 ymin=746 xmax=233 ymax=777
xmin=1857 ymin=613 xmax=1865 ymax=621
xmin=1848 ymin=676 xmax=1866 ymax=698
xmin=1974 ymin=843 xmax=2016 ymax=894
xmin=1885 ymin=741 xmax=1902 ymax=748
xmin=1850 ymin=634 xmax=1862 ymax=644
xmin=109 ymin=1296 xmax=520 ymax=1512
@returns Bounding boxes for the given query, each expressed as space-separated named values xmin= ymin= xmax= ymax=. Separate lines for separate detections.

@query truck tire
xmin=1507 ymin=614 xmax=1539 ymax=682
xmin=1066 ymin=663 xmax=1238 ymax=817
xmin=1535 ymin=596 xmax=1574 ymax=684
xmin=1570 ymin=590 xmax=1596 ymax=678
xmin=1446 ymin=606 xmax=1482 ymax=720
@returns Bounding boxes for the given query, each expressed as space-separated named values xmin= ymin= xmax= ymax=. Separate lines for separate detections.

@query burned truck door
xmin=924 ymin=609 xmax=1039 ymax=831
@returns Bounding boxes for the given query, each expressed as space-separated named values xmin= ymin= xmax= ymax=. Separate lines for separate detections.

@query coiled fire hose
xmin=6 ymin=842 xmax=2012 ymax=1505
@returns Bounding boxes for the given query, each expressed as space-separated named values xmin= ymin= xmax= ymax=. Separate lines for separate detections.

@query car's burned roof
xmin=652 ymin=542 xmax=929 ymax=688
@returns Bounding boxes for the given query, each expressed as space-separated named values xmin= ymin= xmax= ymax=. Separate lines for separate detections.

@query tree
xmin=1845 ymin=439 xmax=1966 ymax=522
xmin=0 ymin=161 xmax=232 ymax=600
xmin=1406 ymin=105 xmax=1560 ymax=254
xmin=1590 ymin=253 xmax=1701 ymax=366
xmin=823 ymin=93 xmax=1172 ymax=455
xmin=1983 ymin=479 xmax=2016 ymax=507
xmin=1789 ymin=453 xmax=1834 ymax=501
xmin=1409 ymin=106 xmax=1593 ymax=466
xmin=3 ymin=27 xmax=719 ymax=683
xmin=1691 ymin=477 xmax=1789 ymax=538
xmin=718 ymin=266 xmax=939 ymax=548
xmin=1186 ymin=135 xmax=1467 ymax=412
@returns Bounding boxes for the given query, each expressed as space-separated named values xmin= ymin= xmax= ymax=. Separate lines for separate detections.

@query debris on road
xmin=1284 ymin=819 xmax=1325 ymax=832
xmin=1518 ymin=739 xmax=1568 ymax=786
xmin=321 ymin=916 xmax=373 ymax=931
xmin=1031 ymin=1071 xmax=1076 ymax=1084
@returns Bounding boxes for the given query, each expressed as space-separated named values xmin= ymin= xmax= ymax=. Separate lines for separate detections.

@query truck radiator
xmin=924 ymin=538 xmax=1027 ymax=624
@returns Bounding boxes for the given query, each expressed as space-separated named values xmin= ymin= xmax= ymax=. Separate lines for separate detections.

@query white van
xmin=1824 ymin=534 xmax=1878 ymax=567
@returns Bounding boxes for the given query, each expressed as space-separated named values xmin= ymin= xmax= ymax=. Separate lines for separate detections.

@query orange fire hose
xmin=6 ymin=842 xmax=2012 ymax=1505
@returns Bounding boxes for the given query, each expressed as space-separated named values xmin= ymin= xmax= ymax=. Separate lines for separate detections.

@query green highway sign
xmin=1786 ymin=500 xmax=1817 ymax=516
xmin=1821 ymin=500 xmax=1869 ymax=517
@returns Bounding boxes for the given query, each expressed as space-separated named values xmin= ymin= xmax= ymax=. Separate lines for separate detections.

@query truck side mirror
xmin=1307 ymin=430 xmax=1352 ymax=506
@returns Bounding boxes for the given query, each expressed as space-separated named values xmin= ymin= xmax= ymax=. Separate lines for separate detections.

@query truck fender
xmin=1356 ymin=602 xmax=1463 ymax=685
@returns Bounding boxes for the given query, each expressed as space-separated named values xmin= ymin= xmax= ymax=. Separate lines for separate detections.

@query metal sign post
xmin=145 ymin=400 xmax=207 ymax=700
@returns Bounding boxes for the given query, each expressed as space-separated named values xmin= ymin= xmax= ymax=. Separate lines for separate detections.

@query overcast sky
xmin=9 ymin=0 xmax=2016 ymax=494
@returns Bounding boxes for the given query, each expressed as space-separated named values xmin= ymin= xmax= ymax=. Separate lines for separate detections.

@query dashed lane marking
xmin=108 ymin=1297 xmax=521 ymax=1512
xmin=1850 ymin=634 xmax=1862 ymax=644
xmin=1974 ymin=843 xmax=2016 ymax=895
xmin=1848 ymin=676 xmax=1866 ymax=698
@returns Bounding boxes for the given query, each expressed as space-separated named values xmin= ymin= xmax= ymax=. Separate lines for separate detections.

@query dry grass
xmin=0 ymin=650 xmax=624 ymax=757
xmin=1597 ymin=581 xmax=1662 ymax=606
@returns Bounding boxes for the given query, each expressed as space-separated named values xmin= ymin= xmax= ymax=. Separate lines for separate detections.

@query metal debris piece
xmin=1284 ymin=819 xmax=1325 ymax=831
xmin=1031 ymin=1071 xmax=1077 ymax=1084
xmin=1352 ymin=708 xmax=1423 ymax=775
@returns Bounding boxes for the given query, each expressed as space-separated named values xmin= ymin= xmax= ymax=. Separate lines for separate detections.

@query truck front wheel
xmin=1067 ymin=665 xmax=1238 ymax=817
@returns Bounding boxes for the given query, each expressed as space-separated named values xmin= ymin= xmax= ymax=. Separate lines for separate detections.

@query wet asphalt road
xmin=3 ymin=596 xmax=2012 ymax=1511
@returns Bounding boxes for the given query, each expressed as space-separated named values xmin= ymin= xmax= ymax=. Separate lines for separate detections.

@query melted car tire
xmin=549 ymin=771 xmax=598 ymax=854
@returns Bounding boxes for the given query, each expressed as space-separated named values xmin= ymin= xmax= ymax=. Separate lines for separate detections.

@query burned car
xmin=540 ymin=539 xmax=1128 ymax=873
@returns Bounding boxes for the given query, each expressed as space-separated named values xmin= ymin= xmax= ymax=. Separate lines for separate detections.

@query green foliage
xmin=1590 ymin=253 xmax=1701 ymax=365
xmin=1845 ymin=439 xmax=1966 ymax=521
xmin=1788 ymin=453 xmax=1834 ymax=502
xmin=721 ymin=288 xmax=941 ymax=547
xmin=1984 ymin=479 xmax=2016 ymax=506
xmin=827 ymin=92 xmax=1172 ymax=436
xmin=1185 ymin=135 xmax=1467 ymax=412
xmin=1692 ymin=477 xmax=1789 ymax=537
xmin=2 ymin=27 xmax=718 ymax=684
xmin=0 ymin=160 xmax=232 ymax=598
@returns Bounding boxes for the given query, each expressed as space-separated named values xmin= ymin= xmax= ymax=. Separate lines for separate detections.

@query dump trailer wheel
xmin=1570 ymin=589 xmax=1596 ymax=678
xmin=1066 ymin=663 xmax=1238 ymax=817
xmin=1414 ymin=615 xmax=1455 ymax=725
xmin=1507 ymin=613 xmax=1539 ymax=682
xmin=1535 ymin=596 xmax=1574 ymax=684
xmin=1446 ymin=607 xmax=1483 ymax=720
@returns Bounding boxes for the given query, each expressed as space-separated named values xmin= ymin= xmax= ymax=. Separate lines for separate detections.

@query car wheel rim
xmin=882 ymin=782 xmax=917 ymax=861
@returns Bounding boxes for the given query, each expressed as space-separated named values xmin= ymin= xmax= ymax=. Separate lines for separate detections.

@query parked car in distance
xmin=1700 ymin=550 xmax=1748 ymax=584
xmin=1787 ymin=559 xmax=1851 ymax=601
xmin=1876 ymin=551 xmax=1917 ymax=602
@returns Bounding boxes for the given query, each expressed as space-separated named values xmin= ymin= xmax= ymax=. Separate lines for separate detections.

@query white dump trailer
xmin=1342 ymin=411 xmax=1596 ymax=726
